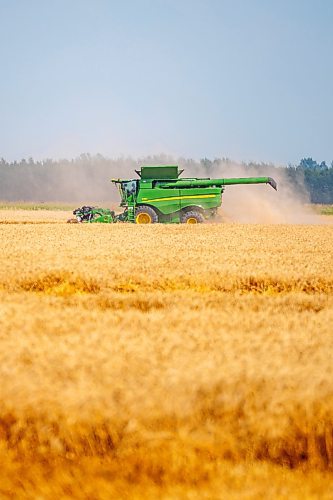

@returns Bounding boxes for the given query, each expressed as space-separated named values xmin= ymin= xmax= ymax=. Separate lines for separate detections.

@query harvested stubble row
xmin=0 ymin=220 xmax=333 ymax=498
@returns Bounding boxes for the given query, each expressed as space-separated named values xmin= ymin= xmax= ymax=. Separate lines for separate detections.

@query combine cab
xmin=69 ymin=165 xmax=277 ymax=224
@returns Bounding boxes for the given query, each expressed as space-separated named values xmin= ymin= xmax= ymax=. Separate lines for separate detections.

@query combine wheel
xmin=180 ymin=210 xmax=205 ymax=224
xmin=135 ymin=206 xmax=158 ymax=224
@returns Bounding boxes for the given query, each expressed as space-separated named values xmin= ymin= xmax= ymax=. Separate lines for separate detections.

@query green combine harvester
xmin=68 ymin=165 xmax=277 ymax=224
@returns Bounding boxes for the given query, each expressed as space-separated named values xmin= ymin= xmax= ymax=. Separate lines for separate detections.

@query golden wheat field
xmin=0 ymin=209 xmax=333 ymax=498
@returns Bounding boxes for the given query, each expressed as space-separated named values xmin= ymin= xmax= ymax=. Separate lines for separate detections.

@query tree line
xmin=0 ymin=154 xmax=332 ymax=203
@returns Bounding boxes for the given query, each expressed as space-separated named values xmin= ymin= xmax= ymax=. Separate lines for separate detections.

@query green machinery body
xmin=70 ymin=165 xmax=277 ymax=224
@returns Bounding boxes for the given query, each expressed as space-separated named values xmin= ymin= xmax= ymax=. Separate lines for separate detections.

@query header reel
xmin=67 ymin=206 xmax=119 ymax=224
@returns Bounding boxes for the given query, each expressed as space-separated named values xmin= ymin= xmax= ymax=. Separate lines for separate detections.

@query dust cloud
xmin=1 ymin=155 xmax=328 ymax=224
xmin=186 ymin=161 xmax=320 ymax=224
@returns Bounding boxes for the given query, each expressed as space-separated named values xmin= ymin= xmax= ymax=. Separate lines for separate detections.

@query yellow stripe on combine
xmin=141 ymin=194 xmax=217 ymax=203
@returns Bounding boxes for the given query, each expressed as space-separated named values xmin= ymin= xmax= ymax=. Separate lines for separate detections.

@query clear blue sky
xmin=0 ymin=0 xmax=332 ymax=164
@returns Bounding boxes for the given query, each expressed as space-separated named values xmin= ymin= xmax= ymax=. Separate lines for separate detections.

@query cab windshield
xmin=118 ymin=181 xmax=137 ymax=204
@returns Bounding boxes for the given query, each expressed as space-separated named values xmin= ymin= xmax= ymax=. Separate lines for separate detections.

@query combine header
xmin=69 ymin=165 xmax=277 ymax=224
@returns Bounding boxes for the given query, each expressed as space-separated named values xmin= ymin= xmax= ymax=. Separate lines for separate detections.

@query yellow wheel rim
xmin=186 ymin=217 xmax=198 ymax=224
xmin=136 ymin=212 xmax=152 ymax=224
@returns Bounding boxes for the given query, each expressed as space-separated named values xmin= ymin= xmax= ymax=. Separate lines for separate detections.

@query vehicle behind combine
xmin=69 ymin=165 xmax=277 ymax=224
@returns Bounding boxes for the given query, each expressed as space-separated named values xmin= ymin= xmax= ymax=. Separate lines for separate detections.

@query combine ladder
xmin=127 ymin=203 xmax=136 ymax=223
